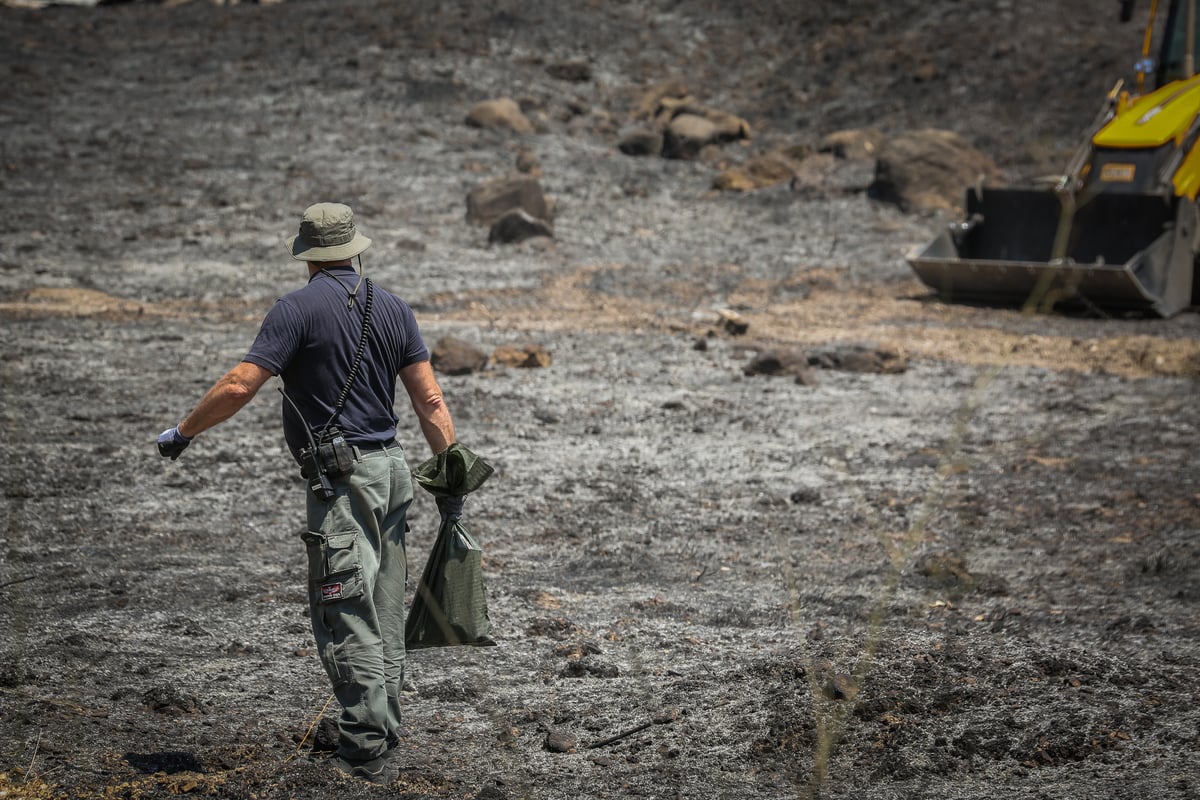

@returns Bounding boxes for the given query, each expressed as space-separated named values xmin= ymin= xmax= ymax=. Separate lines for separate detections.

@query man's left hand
xmin=157 ymin=427 xmax=192 ymax=460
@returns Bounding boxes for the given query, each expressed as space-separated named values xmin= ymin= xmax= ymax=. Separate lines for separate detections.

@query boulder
xmin=488 ymin=209 xmax=554 ymax=245
xmin=617 ymin=126 xmax=663 ymax=157
xmin=465 ymin=97 xmax=534 ymax=134
xmin=807 ymin=343 xmax=907 ymax=374
xmin=663 ymin=114 xmax=719 ymax=160
xmin=713 ymin=152 xmax=800 ymax=192
xmin=716 ymin=309 xmax=749 ymax=336
xmin=492 ymin=343 xmax=553 ymax=368
xmin=818 ymin=128 xmax=884 ymax=160
xmin=744 ymin=348 xmax=818 ymax=385
xmin=633 ymin=78 xmax=690 ymax=120
xmin=698 ymin=107 xmax=752 ymax=142
xmin=430 ymin=336 xmax=488 ymax=376
xmin=869 ymin=128 xmax=999 ymax=213
xmin=657 ymin=99 xmax=750 ymax=159
xmin=466 ymin=174 xmax=551 ymax=226
xmin=622 ymin=84 xmax=749 ymax=161
xmin=789 ymin=152 xmax=876 ymax=195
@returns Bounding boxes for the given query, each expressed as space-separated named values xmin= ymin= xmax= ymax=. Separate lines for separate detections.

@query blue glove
xmin=157 ymin=426 xmax=192 ymax=460
xmin=436 ymin=494 xmax=464 ymax=522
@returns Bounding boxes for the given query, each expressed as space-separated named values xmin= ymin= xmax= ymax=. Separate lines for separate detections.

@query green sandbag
xmin=412 ymin=442 xmax=494 ymax=497
xmin=406 ymin=443 xmax=497 ymax=650
xmin=405 ymin=517 xmax=496 ymax=649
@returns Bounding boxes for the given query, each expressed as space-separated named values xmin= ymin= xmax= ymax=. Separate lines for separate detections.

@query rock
xmin=824 ymin=672 xmax=860 ymax=701
xmin=546 ymin=60 xmax=592 ymax=82
xmin=717 ymin=309 xmax=749 ymax=335
xmin=870 ymin=128 xmax=999 ymax=213
xmin=769 ymin=143 xmax=811 ymax=163
xmin=818 ymin=128 xmax=885 ymax=160
xmin=791 ymin=488 xmax=822 ymax=505
xmin=652 ymin=707 xmax=681 ymax=724
xmin=465 ymin=97 xmax=534 ymax=134
xmin=515 ymin=148 xmax=541 ymax=175
xmin=632 ymin=78 xmax=689 ymax=120
xmin=914 ymin=552 xmax=977 ymax=590
xmin=431 ymin=336 xmax=488 ymax=375
xmin=744 ymin=348 xmax=808 ymax=377
xmin=792 ymin=153 xmax=878 ymax=195
xmin=545 ymin=730 xmax=577 ymax=753
xmin=617 ymin=126 xmax=664 ymax=157
xmin=466 ymin=174 xmax=551 ymax=227
xmin=662 ymin=105 xmax=751 ymax=159
xmin=625 ymin=87 xmax=749 ymax=160
xmin=807 ymin=343 xmax=907 ymax=374
xmin=492 ymin=343 xmax=552 ymax=368
xmin=713 ymin=152 xmax=799 ymax=192
xmin=312 ymin=717 xmax=339 ymax=752
xmin=742 ymin=347 xmax=820 ymax=384
xmin=694 ymin=106 xmax=752 ymax=142
xmin=794 ymin=369 xmax=820 ymax=387
xmin=141 ymin=685 xmax=201 ymax=716
xmin=488 ymin=209 xmax=554 ymax=245
xmin=560 ymin=657 xmax=619 ymax=678
xmin=790 ymin=129 xmax=881 ymax=195
xmin=663 ymin=113 xmax=719 ymax=160
xmin=797 ymin=153 xmax=877 ymax=194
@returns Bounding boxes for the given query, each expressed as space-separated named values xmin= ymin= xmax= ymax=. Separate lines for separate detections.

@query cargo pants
xmin=302 ymin=444 xmax=412 ymax=763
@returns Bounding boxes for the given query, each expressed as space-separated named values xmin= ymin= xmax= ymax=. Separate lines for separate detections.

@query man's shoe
xmin=330 ymin=752 xmax=398 ymax=785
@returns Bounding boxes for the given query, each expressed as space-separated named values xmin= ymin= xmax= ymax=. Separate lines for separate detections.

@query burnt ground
xmin=0 ymin=1 xmax=1198 ymax=798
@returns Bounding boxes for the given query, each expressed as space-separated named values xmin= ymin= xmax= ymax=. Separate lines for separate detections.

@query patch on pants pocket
xmin=302 ymin=530 xmax=365 ymax=604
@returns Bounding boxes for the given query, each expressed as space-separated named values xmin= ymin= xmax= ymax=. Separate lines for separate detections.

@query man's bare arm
xmin=178 ymin=361 xmax=275 ymax=439
xmin=399 ymin=360 xmax=455 ymax=454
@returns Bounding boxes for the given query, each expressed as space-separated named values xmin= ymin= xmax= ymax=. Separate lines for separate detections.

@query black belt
xmin=353 ymin=439 xmax=396 ymax=455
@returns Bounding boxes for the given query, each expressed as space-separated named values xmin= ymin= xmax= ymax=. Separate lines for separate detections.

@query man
xmin=157 ymin=202 xmax=463 ymax=785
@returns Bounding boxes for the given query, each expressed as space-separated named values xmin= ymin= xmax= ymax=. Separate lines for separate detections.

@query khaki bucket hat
xmin=289 ymin=202 xmax=372 ymax=262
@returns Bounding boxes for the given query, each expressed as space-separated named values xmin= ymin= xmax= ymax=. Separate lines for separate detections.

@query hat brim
xmin=289 ymin=231 xmax=372 ymax=262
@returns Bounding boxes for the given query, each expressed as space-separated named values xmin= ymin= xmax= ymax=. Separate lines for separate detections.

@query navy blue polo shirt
xmin=244 ymin=267 xmax=429 ymax=460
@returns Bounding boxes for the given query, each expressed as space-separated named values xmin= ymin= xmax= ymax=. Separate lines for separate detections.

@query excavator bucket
xmin=908 ymin=186 xmax=1197 ymax=317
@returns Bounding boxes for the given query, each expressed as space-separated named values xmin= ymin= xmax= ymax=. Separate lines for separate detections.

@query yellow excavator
xmin=909 ymin=0 xmax=1200 ymax=317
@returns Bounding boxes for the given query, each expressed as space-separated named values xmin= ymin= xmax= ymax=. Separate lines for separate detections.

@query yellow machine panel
xmin=1093 ymin=74 xmax=1200 ymax=148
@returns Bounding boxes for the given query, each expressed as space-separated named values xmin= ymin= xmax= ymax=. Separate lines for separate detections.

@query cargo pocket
xmin=301 ymin=530 xmax=366 ymax=604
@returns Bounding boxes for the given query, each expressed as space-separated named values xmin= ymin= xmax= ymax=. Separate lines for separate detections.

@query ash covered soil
xmin=1 ymin=1 xmax=1199 ymax=798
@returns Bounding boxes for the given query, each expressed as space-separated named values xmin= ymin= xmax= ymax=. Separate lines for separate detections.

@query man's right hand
xmin=436 ymin=494 xmax=464 ymax=522
xmin=157 ymin=427 xmax=192 ymax=460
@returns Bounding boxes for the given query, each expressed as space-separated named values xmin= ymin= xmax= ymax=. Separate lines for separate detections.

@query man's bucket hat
xmin=289 ymin=202 xmax=372 ymax=262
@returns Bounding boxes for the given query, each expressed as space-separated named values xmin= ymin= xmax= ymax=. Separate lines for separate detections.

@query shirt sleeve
xmin=244 ymin=299 xmax=304 ymax=375
xmin=399 ymin=302 xmax=431 ymax=368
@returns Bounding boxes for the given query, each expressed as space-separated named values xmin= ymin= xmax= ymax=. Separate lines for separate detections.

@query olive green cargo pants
xmin=302 ymin=445 xmax=412 ymax=763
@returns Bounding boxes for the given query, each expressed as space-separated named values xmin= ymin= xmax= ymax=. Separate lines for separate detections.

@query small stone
xmin=717 ymin=309 xmax=749 ymax=335
xmin=545 ymin=730 xmax=577 ymax=753
xmin=488 ymin=209 xmax=554 ymax=245
xmin=465 ymin=97 xmax=533 ymax=134
xmin=515 ymin=148 xmax=541 ymax=175
xmin=545 ymin=60 xmax=592 ymax=82
xmin=652 ymin=707 xmax=681 ymax=724
xmin=617 ymin=126 xmax=663 ymax=157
